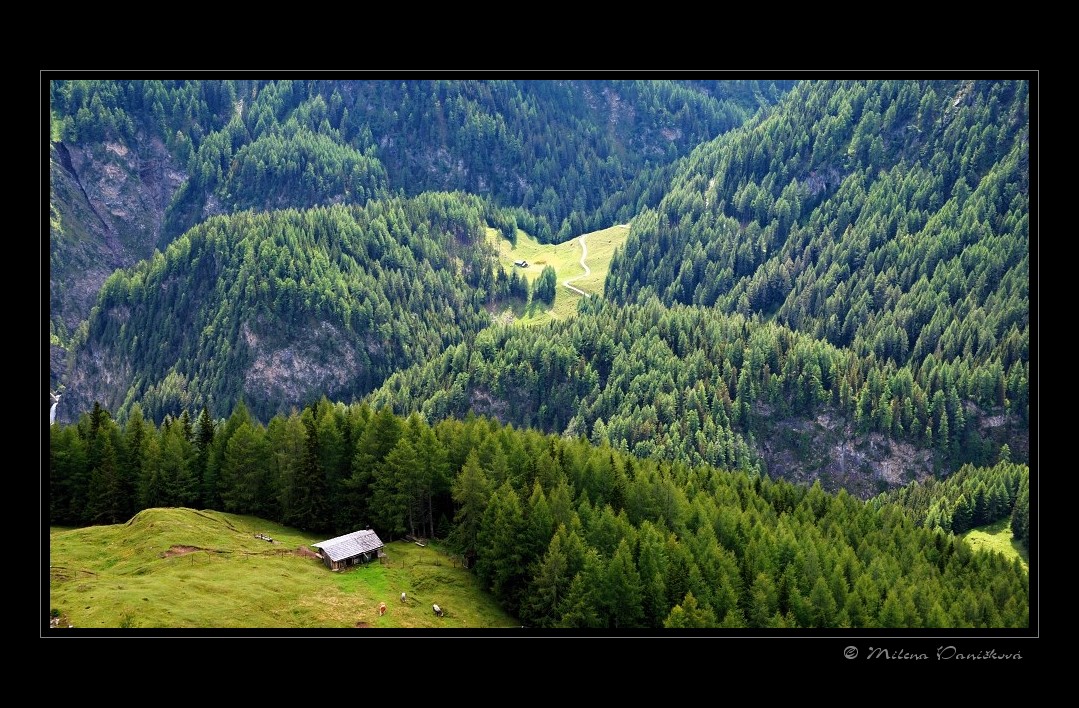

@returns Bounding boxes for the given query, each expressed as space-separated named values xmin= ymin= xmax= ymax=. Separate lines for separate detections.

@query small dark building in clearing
xmin=514 ymin=259 xmax=528 ymax=268
xmin=311 ymin=529 xmax=385 ymax=570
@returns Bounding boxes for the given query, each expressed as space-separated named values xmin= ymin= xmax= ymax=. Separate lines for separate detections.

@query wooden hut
xmin=311 ymin=529 xmax=385 ymax=570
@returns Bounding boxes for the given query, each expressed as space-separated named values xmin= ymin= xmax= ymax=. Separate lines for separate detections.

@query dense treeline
xmin=63 ymin=192 xmax=526 ymax=423
xmin=50 ymin=399 xmax=1028 ymax=628
xmin=872 ymin=450 xmax=1030 ymax=545
xmin=369 ymin=297 xmax=1025 ymax=475
xmin=51 ymin=79 xmax=243 ymax=151
xmin=606 ymin=80 xmax=1029 ymax=413
xmin=51 ymin=78 xmax=789 ymax=245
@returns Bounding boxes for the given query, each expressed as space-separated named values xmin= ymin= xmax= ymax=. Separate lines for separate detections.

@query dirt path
xmin=563 ymin=235 xmax=590 ymax=296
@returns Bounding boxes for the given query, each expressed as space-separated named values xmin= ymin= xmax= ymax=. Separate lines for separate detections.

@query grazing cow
xmin=433 ymin=604 xmax=443 ymax=617
xmin=379 ymin=602 xmax=387 ymax=616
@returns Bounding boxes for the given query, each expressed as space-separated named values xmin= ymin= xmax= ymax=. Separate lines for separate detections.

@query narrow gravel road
xmin=563 ymin=235 xmax=589 ymax=296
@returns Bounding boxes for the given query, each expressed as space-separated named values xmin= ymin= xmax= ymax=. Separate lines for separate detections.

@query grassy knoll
xmin=487 ymin=224 xmax=630 ymax=326
xmin=961 ymin=517 xmax=1029 ymax=573
xmin=48 ymin=507 xmax=518 ymax=630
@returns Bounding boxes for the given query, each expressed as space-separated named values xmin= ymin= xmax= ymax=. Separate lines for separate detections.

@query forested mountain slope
xmin=59 ymin=193 xmax=514 ymax=423
xmin=368 ymin=296 xmax=1026 ymax=497
xmin=606 ymin=79 xmax=1028 ymax=385
xmin=49 ymin=77 xmax=1030 ymax=498
xmin=49 ymin=81 xmax=236 ymax=348
xmin=361 ymin=78 xmax=1030 ymax=497
xmin=49 ymin=79 xmax=786 ymax=344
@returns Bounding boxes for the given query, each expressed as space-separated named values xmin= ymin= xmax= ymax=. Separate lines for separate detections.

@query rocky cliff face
xmin=59 ymin=318 xmax=371 ymax=427
xmin=241 ymin=320 xmax=366 ymax=418
xmin=429 ymin=379 xmax=1027 ymax=498
xmin=754 ymin=410 xmax=936 ymax=499
xmin=49 ymin=132 xmax=187 ymax=396
xmin=58 ymin=326 xmax=136 ymax=423
xmin=50 ymin=135 xmax=186 ymax=330
xmin=753 ymin=405 xmax=1028 ymax=499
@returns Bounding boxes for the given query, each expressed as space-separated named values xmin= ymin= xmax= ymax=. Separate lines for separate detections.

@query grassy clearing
xmin=50 ymin=110 xmax=63 ymax=142
xmin=487 ymin=224 xmax=630 ymax=327
xmin=48 ymin=507 xmax=518 ymax=630
xmin=961 ymin=517 xmax=1028 ymax=572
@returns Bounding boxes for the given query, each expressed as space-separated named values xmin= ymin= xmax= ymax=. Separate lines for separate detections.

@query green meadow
xmin=488 ymin=224 xmax=630 ymax=326
xmin=48 ymin=508 xmax=519 ymax=630
xmin=961 ymin=517 xmax=1029 ymax=573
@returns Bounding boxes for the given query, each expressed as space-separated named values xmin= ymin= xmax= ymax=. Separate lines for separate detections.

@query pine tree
xmin=748 ymin=571 xmax=779 ymax=628
xmin=289 ymin=413 xmax=330 ymax=532
xmin=809 ymin=576 xmax=838 ymax=627
xmin=1010 ymin=475 xmax=1029 ymax=549
xmin=204 ymin=400 xmax=251 ymax=510
xmin=524 ymin=481 xmax=555 ymax=569
xmin=555 ymin=550 xmax=605 ymax=629
xmin=475 ymin=482 xmax=526 ymax=611
xmin=268 ymin=413 xmax=307 ymax=526
xmin=161 ymin=422 xmax=199 ymax=508
xmin=50 ymin=425 xmax=87 ymax=524
xmin=636 ymin=522 xmax=670 ymax=627
xmin=951 ymin=492 xmax=974 ymax=534
xmin=371 ymin=436 xmax=418 ymax=539
xmin=663 ymin=591 xmax=717 ymax=628
xmin=524 ymin=531 xmax=571 ymax=628
xmin=449 ymin=449 xmax=491 ymax=567
xmin=86 ymin=431 xmax=122 ymax=525
xmin=198 ymin=417 xmax=221 ymax=509
xmin=137 ymin=434 xmax=165 ymax=510
xmin=219 ymin=422 xmax=268 ymax=514
xmin=604 ymin=538 xmax=645 ymax=629
xmin=412 ymin=421 xmax=450 ymax=538
xmin=120 ymin=403 xmax=149 ymax=519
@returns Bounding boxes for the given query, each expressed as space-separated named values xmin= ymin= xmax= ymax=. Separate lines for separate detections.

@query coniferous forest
xmin=50 ymin=399 xmax=1028 ymax=628
xmin=47 ymin=76 xmax=1033 ymax=632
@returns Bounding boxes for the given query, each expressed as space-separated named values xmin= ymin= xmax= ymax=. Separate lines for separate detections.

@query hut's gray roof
xmin=311 ymin=529 xmax=385 ymax=562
